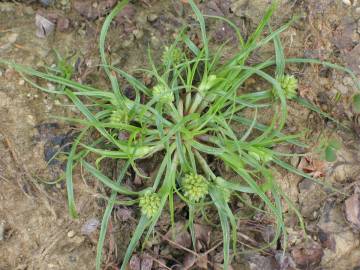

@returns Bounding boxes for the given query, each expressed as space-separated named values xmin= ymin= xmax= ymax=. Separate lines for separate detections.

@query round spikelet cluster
xmin=109 ymin=109 xmax=128 ymax=124
xmin=248 ymin=147 xmax=273 ymax=163
xmin=182 ymin=173 xmax=209 ymax=202
xmin=277 ymin=74 xmax=298 ymax=99
xmin=152 ymin=84 xmax=174 ymax=104
xmin=162 ymin=46 xmax=182 ymax=65
xmin=139 ymin=192 xmax=161 ymax=218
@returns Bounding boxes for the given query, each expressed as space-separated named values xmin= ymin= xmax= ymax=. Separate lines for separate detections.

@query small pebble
xmin=68 ymin=254 xmax=77 ymax=263
xmin=0 ymin=222 xmax=5 ymax=241
xmin=70 ymin=235 xmax=84 ymax=245
xmin=81 ymin=218 xmax=100 ymax=235
xmin=342 ymin=0 xmax=351 ymax=5
xmin=18 ymin=79 xmax=25 ymax=86
xmin=150 ymin=35 xmax=161 ymax=49
xmin=40 ymin=0 xmax=54 ymax=6
xmin=147 ymin=14 xmax=158 ymax=23
xmin=67 ymin=230 xmax=76 ymax=238
xmin=57 ymin=17 xmax=70 ymax=32
xmin=334 ymin=81 xmax=348 ymax=94
xmin=23 ymin=6 xmax=34 ymax=15
xmin=133 ymin=29 xmax=143 ymax=39
xmin=7 ymin=33 xmax=18 ymax=44
xmin=47 ymin=83 xmax=56 ymax=91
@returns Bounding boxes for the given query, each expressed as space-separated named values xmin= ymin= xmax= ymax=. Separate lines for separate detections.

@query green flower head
xmin=109 ymin=109 xmax=128 ymax=124
xmin=274 ymin=74 xmax=298 ymax=99
xmin=152 ymin=84 xmax=174 ymax=104
xmin=182 ymin=173 xmax=209 ymax=202
xmin=248 ymin=147 xmax=273 ymax=163
xmin=162 ymin=46 xmax=182 ymax=65
xmin=139 ymin=192 xmax=160 ymax=218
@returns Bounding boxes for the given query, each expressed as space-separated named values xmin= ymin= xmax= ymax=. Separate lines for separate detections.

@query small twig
xmin=149 ymin=255 xmax=172 ymax=270
xmin=159 ymin=233 xmax=199 ymax=256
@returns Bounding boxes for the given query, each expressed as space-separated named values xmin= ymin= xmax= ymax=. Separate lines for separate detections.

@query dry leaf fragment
xmin=165 ymin=221 xmax=191 ymax=249
xmin=291 ymin=241 xmax=323 ymax=269
xmin=345 ymin=193 xmax=360 ymax=228
xmin=35 ymin=14 xmax=55 ymax=38
xmin=129 ymin=254 xmax=141 ymax=270
xmin=140 ymin=253 xmax=153 ymax=270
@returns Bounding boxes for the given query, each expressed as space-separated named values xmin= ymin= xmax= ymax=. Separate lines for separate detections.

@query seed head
xmin=109 ymin=109 xmax=128 ymax=124
xmin=182 ymin=173 xmax=208 ymax=202
xmin=248 ymin=147 xmax=273 ymax=163
xmin=162 ymin=46 xmax=182 ymax=65
xmin=275 ymin=74 xmax=298 ymax=99
xmin=139 ymin=192 xmax=161 ymax=218
xmin=152 ymin=84 xmax=174 ymax=104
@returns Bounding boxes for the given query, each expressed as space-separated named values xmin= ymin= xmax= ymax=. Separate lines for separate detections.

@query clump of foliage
xmin=1 ymin=0 xmax=359 ymax=269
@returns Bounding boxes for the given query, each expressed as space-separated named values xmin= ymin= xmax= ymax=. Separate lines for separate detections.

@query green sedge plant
xmin=1 ymin=0 xmax=360 ymax=269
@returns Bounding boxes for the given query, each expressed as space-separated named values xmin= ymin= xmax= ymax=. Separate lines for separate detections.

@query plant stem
xmin=194 ymin=150 xmax=216 ymax=179
xmin=184 ymin=91 xmax=192 ymax=113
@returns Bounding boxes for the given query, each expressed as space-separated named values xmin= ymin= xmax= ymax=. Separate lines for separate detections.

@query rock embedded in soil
xmin=67 ymin=230 xmax=76 ymax=238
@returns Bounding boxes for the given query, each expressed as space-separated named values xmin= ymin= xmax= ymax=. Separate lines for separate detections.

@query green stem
xmin=188 ymin=92 xmax=203 ymax=114
xmin=184 ymin=91 xmax=192 ymax=113
xmin=194 ymin=150 xmax=216 ymax=179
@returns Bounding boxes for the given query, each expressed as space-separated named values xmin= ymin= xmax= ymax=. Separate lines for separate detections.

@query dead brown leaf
xmin=298 ymin=156 xmax=326 ymax=178
xmin=183 ymin=253 xmax=196 ymax=270
xmin=140 ymin=253 xmax=153 ymax=270
xmin=194 ymin=223 xmax=211 ymax=247
xmin=165 ymin=221 xmax=191 ymax=249
xmin=291 ymin=240 xmax=323 ymax=269
xmin=345 ymin=193 xmax=360 ymax=228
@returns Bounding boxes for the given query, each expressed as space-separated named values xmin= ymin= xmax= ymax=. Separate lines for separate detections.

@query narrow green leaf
xmin=96 ymin=161 xmax=131 ymax=270
xmin=82 ymin=160 xmax=139 ymax=195
xmin=353 ymin=94 xmax=360 ymax=113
